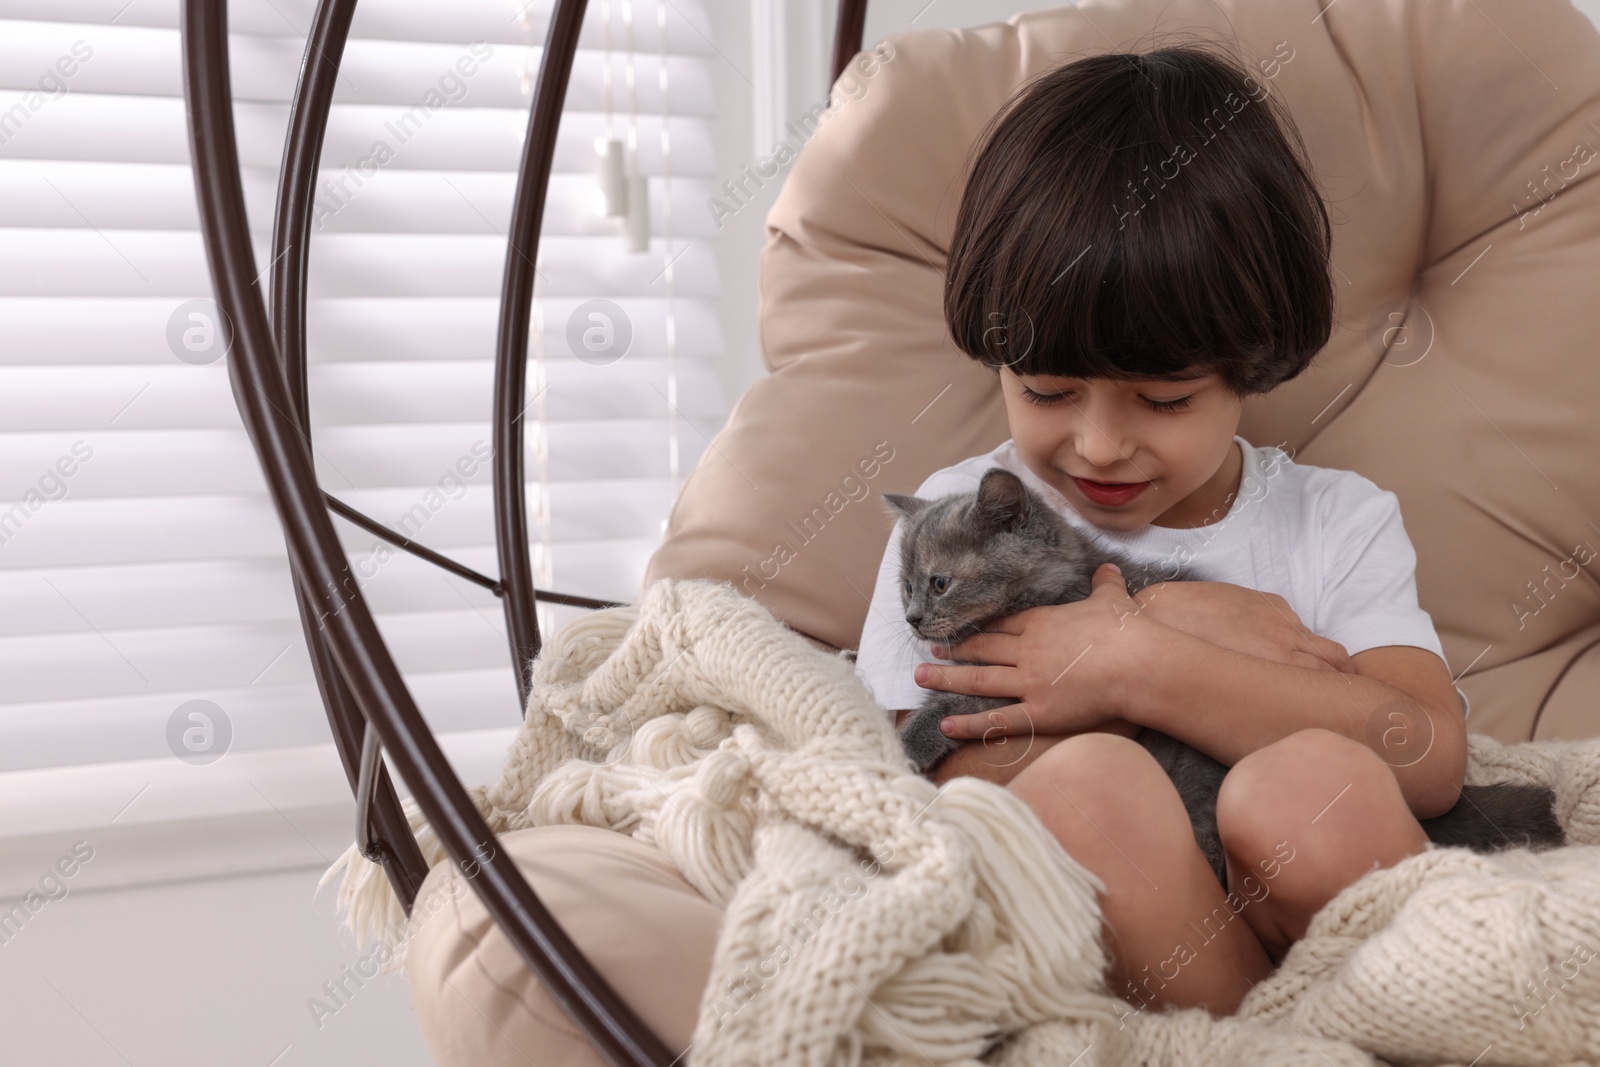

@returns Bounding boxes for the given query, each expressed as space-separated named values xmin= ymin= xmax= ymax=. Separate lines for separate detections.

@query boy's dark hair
xmin=944 ymin=46 xmax=1334 ymax=397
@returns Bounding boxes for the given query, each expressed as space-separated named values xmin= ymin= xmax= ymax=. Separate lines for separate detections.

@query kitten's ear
xmin=882 ymin=492 xmax=929 ymax=520
xmin=973 ymin=468 xmax=1031 ymax=532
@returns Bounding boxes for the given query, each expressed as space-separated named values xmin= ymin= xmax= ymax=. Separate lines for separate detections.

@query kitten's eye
xmin=902 ymin=579 xmax=912 ymax=598
xmin=930 ymin=575 xmax=950 ymax=595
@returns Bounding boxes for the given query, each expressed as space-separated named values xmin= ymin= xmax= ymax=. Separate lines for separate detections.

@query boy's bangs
xmin=986 ymin=208 xmax=1243 ymax=385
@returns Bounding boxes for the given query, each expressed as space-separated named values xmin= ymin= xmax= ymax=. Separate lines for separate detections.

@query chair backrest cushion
xmin=643 ymin=0 xmax=1600 ymax=742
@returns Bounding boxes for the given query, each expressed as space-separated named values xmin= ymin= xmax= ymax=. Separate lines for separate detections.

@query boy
xmin=854 ymin=48 xmax=1467 ymax=1020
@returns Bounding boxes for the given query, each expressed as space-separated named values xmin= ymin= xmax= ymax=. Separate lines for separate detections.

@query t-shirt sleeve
xmin=1314 ymin=481 xmax=1447 ymax=664
xmin=853 ymin=517 xmax=931 ymax=721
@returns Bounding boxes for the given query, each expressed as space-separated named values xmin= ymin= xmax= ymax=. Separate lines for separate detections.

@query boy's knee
xmin=1011 ymin=732 xmax=1153 ymax=796
xmin=1217 ymin=728 xmax=1403 ymax=860
xmin=1217 ymin=729 xmax=1427 ymax=947
xmin=1010 ymin=732 xmax=1190 ymax=843
xmin=1222 ymin=729 xmax=1386 ymax=804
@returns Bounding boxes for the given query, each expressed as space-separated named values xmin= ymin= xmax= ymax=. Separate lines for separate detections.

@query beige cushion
xmin=405 ymin=824 xmax=713 ymax=1067
xmin=644 ymin=0 xmax=1600 ymax=745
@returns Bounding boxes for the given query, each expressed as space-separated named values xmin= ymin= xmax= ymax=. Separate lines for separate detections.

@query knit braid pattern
xmin=323 ymin=578 xmax=1600 ymax=1067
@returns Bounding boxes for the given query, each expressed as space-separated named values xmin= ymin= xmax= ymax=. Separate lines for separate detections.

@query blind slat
xmin=0 ymin=578 xmax=652 ymax=707
xmin=0 ymin=423 xmax=714 ymax=501
xmin=0 ymin=669 xmax=523 ymax=773
xmin=0 ymin=230 xmax=721 ymax=297
xmin=0 ymin=22 xmax=716 ymax=112
xmin=0 ymin=1 xmax=717 ymax=55
xmin=0 ymin=296 xmax=726 ymax=365
xmin=0 ymin=361 xmax=726 ymax=429
xmin=0 ymin=160 xmax=721 ymax=232
xmin=0 ymin=487 xmax=679 ymax=572
xmin=1 ymin=94 xmax=717 ymax=173
xmin=0 ymin=541 xmax=670 ymax=640
xmin=0 ymin=487 xmax=679 ymax=580
xmin=0 ymin=611 xmax=519 ymax=703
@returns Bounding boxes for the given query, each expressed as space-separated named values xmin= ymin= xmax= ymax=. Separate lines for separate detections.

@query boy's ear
xmin=882 ymin=492 xmax=929 ymax=520
xmin=973 ymin=467 xmax=1031 ymax=531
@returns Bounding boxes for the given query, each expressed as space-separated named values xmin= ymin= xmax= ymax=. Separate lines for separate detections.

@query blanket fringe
xmin=316 ymin=784 xmax=520 ymax=976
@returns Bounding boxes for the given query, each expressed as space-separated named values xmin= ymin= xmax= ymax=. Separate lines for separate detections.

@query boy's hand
xmin=1133 ymin=580 xmax=1352 ymax=674
xmin=914 ymin=562 xmax=1151 ymax=739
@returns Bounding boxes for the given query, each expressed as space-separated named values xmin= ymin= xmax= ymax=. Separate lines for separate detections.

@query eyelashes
xmin=1019 ymin=386 xmax=1193 ymax=413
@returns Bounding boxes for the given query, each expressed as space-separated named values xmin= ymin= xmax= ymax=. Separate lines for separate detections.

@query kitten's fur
xmin=883 ymin=467 xmax=1565 ymax=890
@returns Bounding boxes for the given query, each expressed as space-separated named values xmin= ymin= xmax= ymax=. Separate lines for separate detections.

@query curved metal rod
xmin=831 ymin=0 xmax=869 ymax=83
xmin=493 ymin=0 xmax=595 ymax=710
xmin=354 ymin=714 xmax=384 ymax=858
xmin=181 ymin=5 xmax=675 ymax=1065
xmin=266 ymin=0 xmax=428 ymax=908
xmin=323 ymin=492 xmax=628 ymax=610
xmin=324 ymin=491 xmax=502 ymax=594
xmin=524 ymin=587 xmax=631 ymax=611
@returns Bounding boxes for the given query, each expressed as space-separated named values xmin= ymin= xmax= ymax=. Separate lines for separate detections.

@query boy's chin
xmin=1072 ymin=497 xmax=1156 ymax=528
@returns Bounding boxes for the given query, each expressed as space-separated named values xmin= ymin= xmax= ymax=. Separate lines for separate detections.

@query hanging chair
xmin=181 ymin=0 xmax=1600 ymax=1064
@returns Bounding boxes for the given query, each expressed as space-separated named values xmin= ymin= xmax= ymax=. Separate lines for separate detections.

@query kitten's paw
xmin=899 ymin=709 xmax=960 ymax=774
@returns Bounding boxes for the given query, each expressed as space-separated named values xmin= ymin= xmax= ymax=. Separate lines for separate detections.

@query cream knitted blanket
xmin=323 ymin=578 xmax=1600 ymax=1067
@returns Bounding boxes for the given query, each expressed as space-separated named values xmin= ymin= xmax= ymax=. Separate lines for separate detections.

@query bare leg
xmin=1217 ymin=727 xmax=1431 ymax=962
xmin=1008 ymin=732 xmax=1275 ymax=1018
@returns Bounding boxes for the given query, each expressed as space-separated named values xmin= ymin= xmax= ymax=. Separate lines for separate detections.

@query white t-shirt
xmin=854 ymin=435 xmax=1467 ymax=722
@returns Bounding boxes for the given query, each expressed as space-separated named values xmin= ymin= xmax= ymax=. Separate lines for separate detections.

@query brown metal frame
xmin=833 ymin=0 xmax=869 ymax=83
xmin=179 ymin=1 xmax=869 ymax=1064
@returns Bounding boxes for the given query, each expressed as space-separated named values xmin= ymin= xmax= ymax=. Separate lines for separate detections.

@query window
xmin=0 ymin=0 xmax=727 ymax=840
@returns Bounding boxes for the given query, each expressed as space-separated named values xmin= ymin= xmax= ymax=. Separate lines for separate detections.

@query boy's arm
xmin=1132 ymin=580 xmax=1354 ymax=674
xmin=1122 ymin=478 xmax=1464 ymax=817
xmin=1114 ymin=617 xmax=1467 ymax=819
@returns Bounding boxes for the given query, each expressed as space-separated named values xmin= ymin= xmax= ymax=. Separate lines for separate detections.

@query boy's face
xmin=998 ymin=366 xmax=1246 ymax=533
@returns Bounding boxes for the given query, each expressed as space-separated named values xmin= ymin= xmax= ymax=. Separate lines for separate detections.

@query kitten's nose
xmin=905 ymin=610 xmax=922 ymax=629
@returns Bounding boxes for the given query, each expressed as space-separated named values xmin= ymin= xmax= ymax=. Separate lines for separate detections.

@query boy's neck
xmin=1148 ymin=438 xmax=1244 ymax=530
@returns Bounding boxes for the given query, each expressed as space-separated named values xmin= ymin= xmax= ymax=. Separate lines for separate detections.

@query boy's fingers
xmin=1090 ymin=561 xmax=1128 ymax=595
xmin=1288 ymin=635 xmax=1350 ymax=673
xmin=915 ymin=662 xmax=1017 ymax=696
xmin=937 ymin=632 xmax=1019 ymax=665
xmin=976 ymin=612 xmax=1030 ymax=635
xmin=942 ymin=705 xmax=1028 ymax=739
xmin=1316 ymin=636 xmax=1353 ymax=672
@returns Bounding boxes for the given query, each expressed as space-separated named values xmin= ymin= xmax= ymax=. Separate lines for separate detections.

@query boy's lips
xmin=1071 ymin=476 xmax=1151 ymax=506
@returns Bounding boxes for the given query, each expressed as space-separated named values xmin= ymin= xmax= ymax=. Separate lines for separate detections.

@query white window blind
xmin=0 ymin=0 xmax=728 ymax=821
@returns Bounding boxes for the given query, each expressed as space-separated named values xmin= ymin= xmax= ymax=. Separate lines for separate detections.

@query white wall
xmin=1 ymin=853 xmax=431 ymax=1066
xmin=7 ymin=2 xmax=1600 ymax=1065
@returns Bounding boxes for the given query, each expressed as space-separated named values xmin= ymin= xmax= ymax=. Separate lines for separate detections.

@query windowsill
xmin=0 ymin=727 xmax=519 ymax=898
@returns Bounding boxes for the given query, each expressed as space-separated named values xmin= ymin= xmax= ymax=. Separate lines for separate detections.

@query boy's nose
xmin=1073 ymin=435 xmax=1133 ymax=473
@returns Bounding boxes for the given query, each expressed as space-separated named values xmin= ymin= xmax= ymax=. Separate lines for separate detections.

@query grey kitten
xmin=883 ymin=466 xmax=1564 ymax=890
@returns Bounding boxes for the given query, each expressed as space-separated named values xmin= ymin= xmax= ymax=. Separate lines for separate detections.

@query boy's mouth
xmin=1071 ymin=476 xmax=1151 ymax=506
